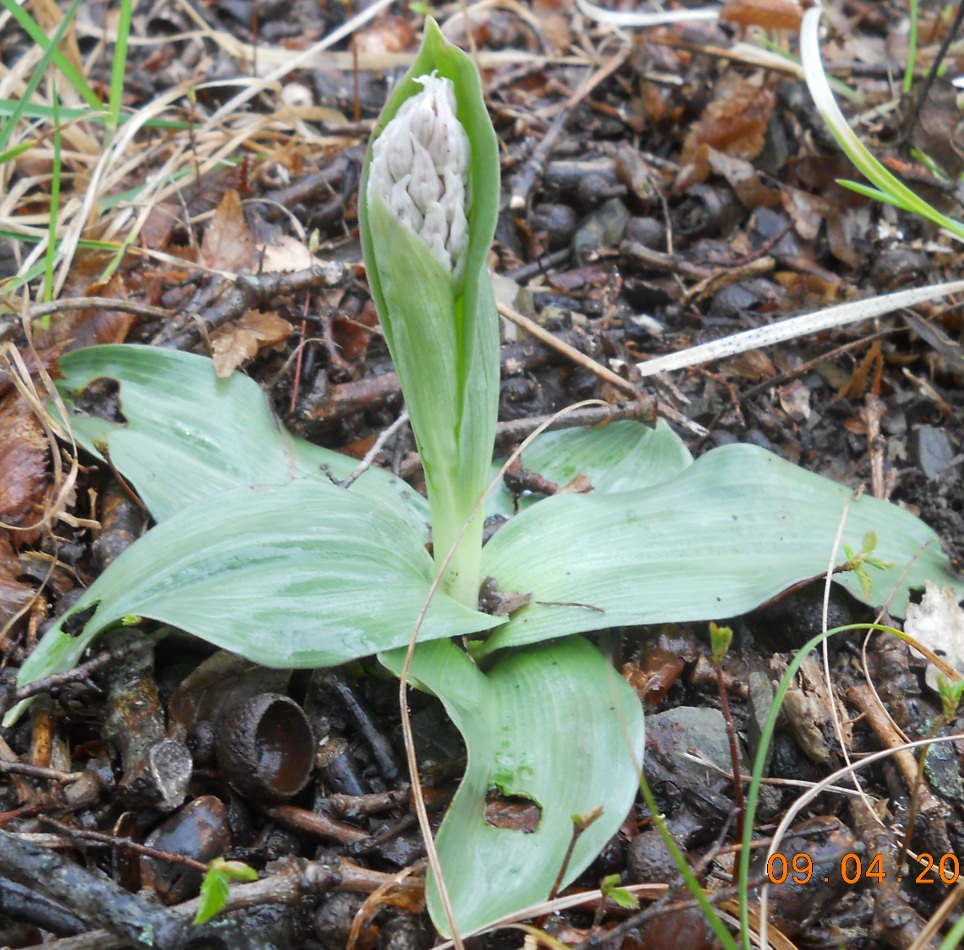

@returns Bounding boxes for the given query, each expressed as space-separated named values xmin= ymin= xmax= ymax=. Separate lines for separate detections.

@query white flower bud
xmin=368 ymin=74 xmax=470 ymax=276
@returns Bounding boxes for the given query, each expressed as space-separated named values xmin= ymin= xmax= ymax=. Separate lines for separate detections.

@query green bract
xmin=359 ymin=19 xmax=500 ymax=606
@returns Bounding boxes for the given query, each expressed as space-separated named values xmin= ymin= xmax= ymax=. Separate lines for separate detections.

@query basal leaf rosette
xmin=359 ymin=19 xmax=500 ymax=606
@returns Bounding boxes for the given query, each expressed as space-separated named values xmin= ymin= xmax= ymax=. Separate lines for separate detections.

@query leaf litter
xmin=1 ymin=0 xmax=964 ymax=946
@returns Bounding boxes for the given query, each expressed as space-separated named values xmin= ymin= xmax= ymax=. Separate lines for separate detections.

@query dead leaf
xmin=532 ymin=0 xmax=572 ymax=52
xmin=681 ymin=76 xmax=775 ymax=166
xmin=0 ymin=533 xmax=33 ymax=626
xmin=211 ymin=310 xmax=292 ymax=377
xmin=34 ymin=264 xmax=135 ymax=352
xmin=258 ymin=235 xmax=315 ymax=274
xmin=778 ymin=379 xmax=810 ymax=422
xmin=201 ymin=190 xmax=255 ymax=273
xmin=904 ymin=581 xmax=964 ymax=693
xmin=351 ymin=16 xmax=416 ymax=55
xmin=0 ymin=395 xmax=51 ymax=541
xmin=773 ymin=653 xmax=851 ymax=763
xmin=719 ymin=0 xmax=803 ymax=31
xmin=781 ymin=189 xmax=834 ymax=242
xmin=724 ymin=349 xmax=776 ymax=381
xmin=332 ymin=301 xmax=377 ymax=367
xmin=708 ymin=150 xmax=782 ymax=209
xmin=834 ymin=339 xmax=883 ymax=402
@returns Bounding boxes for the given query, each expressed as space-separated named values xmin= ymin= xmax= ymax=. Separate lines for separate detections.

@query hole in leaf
xmin=484 ymin=788 xmax=542 ymax=833
xmin=61 ymin=602 xmax=99 ymax=637
xmin=72 ymin=377 xmax=127 ymax=424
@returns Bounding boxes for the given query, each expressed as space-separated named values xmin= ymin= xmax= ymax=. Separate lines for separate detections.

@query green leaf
xmin=194 ymin=858 xmax=258 ymax=926
xmin=382 ymin=637 xmax=643 ymax=936
xmin=479 ymin=440 xmax=964 ymax=656
xmin=6 ymin=480 xmax=501 ymax=725
xmin=53 ymin=345 xmax=428 ymax=535
xmin=487 ymin=420 xmax=691 ymax=517
xmin=600 ymin=874 xmax=640 ymax=910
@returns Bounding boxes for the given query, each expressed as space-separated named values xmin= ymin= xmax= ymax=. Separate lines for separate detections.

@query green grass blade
xmin=0 ymin=0 xmax=100 ymax=110
xmin=42 ymin=86 xmax=62 ymax=308
xmin=106 ymin=0 xmax=134 ymax=135
xmin=0 ymin=0 xmax=97 ymax=159
xmin=903 ymin=0 xmax=918 ymax=95
xmin=801 ymin=5 xmax=964 ymax=241
xmin=0 ymin=141 xmax=35 ymax=165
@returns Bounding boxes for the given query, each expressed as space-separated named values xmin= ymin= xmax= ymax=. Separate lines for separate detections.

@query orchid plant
xmin=7 ymin=20 xmax=964 ymax=938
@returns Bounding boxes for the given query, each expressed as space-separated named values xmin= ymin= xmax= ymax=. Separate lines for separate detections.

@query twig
xmin=6 ymin=632 xmax=164 ymax=709
xmin=904 ymin=1 xmax=964 ymax=140
xmin=339 ymin=411 xmax=409 ymax=489
xmin=715 ymin=668 xmax=745 ymax=842
xmin=38 ymin=856 xmax=393 ymax=950
xmin=0 ymin=830 xmax=258 ymax=950
xmin=21 ymin=297 xmax=173 ymax=324
xmin=508 ymin=49 xmax=630 ymax=211
xmin=493 ymin=399 xmax=655 ymax=444
xmin=497 ymin=301 xmax=645 ymax=399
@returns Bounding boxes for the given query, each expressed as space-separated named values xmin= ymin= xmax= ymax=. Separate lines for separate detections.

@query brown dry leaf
xmin=201 ymin=189 xmax=255 ymax=273
xmin=835 ymin=339 xmax=883 ymax=402
xmin=719 ymin=0 xmax=802 ymax=31
xmin=681 ymin=75 xmax=775 ymax=166
xmin=351 ymin=15 xmax=416 ymax=55
xmin=773 ymin=653 xmax=851 ymax=763
xmin=31 ymin=272 xmax=135 ymax=352
xmin=140 ymin=201 xmax=182 ymax=252
xmin=725 ymin=349 xmax=776 ymax=381
xmin=259 ymin=235 xmax=315 ymax=274
xmin=211 ymin=310 xmax=292 ymax=377
xmin=0 ymin=395 xmax=50 ymax=541
xmin=781 ymin=189 xmax=835 ymax=242
xmin=708 ymin=150 xmax=782 ymax=209
xmin=332 ymin=303 xmax=377 ymax=367
xmin=532 ymin=0 xmax=573 ymax=52
xmin=0 ymin=533 xmax=33 ymax=627
xmin=778 ymin=379 xmax=810 ymax=422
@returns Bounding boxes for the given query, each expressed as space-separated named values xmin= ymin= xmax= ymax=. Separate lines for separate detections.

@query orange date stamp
xmin=766 ymin=852 xmax=961 ymax=886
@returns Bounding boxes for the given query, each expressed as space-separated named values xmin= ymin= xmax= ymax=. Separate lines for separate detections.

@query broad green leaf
xmin=53 ymin=345 xmax=429 ymax=535
xmin=479 ymin=442 xmax=964 ymax=656
xmin=6 ymin=480 xmax=501 ymax=725
xmin=487 ymin=420 xmax=691 ymax=517
xmin=382 ymin=637 xmax=643 ymax=935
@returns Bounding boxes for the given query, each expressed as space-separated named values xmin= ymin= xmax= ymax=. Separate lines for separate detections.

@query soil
xmin=1 ymin=0 xmax=964 ymax=948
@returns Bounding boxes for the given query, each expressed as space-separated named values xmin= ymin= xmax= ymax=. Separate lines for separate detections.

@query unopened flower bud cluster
xmin=367 ymin=74 xmax=470 ymax=276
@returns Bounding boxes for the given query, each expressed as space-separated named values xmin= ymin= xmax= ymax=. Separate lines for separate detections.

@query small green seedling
xmin=709 ymin=621 xmax=733 ymax=669
xmin=936 ymin=673 xmax=964 ymax=723
xmin=841 ymin=532 xmax=894 ymax=602
xmin=194 ymin=858 xmax=258 ymax=926
xmin=599 ymin=874 xmax=639 ymax=911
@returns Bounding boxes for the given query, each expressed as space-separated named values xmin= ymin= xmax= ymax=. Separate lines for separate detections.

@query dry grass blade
xmin=575 ymin=0 xmax=721 ymax=27
xmin=758 ymin=733 xmax=964 ymax=948
xmin=497 ymin=301 xmax=642 ymax=398
xmin=635 ymin=279 xmax=964 ymax=377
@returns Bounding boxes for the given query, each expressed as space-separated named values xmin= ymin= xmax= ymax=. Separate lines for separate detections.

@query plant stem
xmin=716 ymin=667 xmax=745 ymax=842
